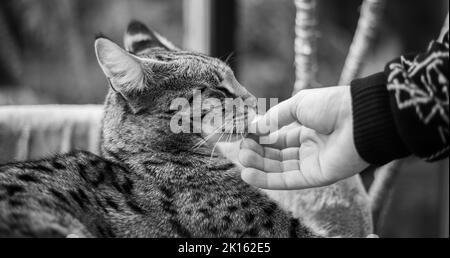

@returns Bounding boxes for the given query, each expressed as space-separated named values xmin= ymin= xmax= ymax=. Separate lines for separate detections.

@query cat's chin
xmin=203 ymin=132 xmax=248 ymax=144
xmin=201 ymin=110 xmax=257 ymax=144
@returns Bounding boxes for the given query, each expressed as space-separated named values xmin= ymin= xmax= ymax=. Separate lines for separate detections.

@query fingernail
xmin=249 ymin=114 xmax=265 ymax=135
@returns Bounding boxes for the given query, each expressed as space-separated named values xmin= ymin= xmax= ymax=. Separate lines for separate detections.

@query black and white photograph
xmin=0 ymin=0 xmax=448 ymax=244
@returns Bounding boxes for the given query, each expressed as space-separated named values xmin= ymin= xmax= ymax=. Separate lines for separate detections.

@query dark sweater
xmin=351 ymin=31 xmax=449 ymax=165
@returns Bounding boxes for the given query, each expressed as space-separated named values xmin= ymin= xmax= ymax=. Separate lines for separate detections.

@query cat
xmin=0 ymin=21 xmax=322 ymax=238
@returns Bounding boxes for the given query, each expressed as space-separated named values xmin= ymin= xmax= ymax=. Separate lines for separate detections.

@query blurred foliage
xmin=0 ymin=0 xmax=183 ymax=104
xmin=237 ymin=0 xmax=448 ymax=101
xmin=237 ymin=0 xmax=296 ymax=101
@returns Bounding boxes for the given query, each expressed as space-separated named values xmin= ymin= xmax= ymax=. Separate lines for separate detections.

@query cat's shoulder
xmin=0 ymin=150 xmax=121 ymax=174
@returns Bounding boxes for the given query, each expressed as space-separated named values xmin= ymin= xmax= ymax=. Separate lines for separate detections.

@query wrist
xmin=337 ymin=86 xmax=353 ymax=127
xmin=350 ymin=73 xmax=410 ymax=165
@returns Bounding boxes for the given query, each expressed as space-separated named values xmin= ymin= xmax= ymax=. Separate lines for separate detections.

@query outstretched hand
xmin=239 ymin=86 xmax=369 ymax=190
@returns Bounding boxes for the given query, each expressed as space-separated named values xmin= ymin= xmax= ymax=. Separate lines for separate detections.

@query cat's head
xmin=95 ymin=21 xmax=257 ymax=151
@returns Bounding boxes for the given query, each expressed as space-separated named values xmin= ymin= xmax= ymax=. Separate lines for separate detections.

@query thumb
xmin=251 ymin=89 xmax=323 ymax=135
xmin=251 ymin=94 xmax=300 ymax=136
xmin=291 ymin=88 xmax=340 ymax=135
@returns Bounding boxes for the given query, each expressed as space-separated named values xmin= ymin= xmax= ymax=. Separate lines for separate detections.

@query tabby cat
xmin=0 ymin=21 xmax=321 ymax=238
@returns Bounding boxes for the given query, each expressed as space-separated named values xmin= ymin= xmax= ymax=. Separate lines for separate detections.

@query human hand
xmin=239 ymin=86 xmax=369 ymax=190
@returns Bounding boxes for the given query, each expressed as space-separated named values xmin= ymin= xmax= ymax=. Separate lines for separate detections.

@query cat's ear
xmin=95 ymin=37 xmax=147 ymax=112
xmin=123 ymin=20 xmax=179 ymax=53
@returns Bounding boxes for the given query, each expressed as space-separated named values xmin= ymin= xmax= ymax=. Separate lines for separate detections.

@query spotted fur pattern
xmin=0 ymin=21 xmax=320 ymax=238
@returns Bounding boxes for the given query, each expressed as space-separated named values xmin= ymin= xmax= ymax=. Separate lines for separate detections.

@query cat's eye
xmin=213 ymin=70 xmax=224 ymax=83
xmin=206 ymin=88 xmax=227 ymax=99
xmin=216 ymin=86 xmax=234 ymax=97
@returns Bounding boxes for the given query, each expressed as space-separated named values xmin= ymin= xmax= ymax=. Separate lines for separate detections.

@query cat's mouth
xmin=201 ymin=107 xmax=257 ymax=144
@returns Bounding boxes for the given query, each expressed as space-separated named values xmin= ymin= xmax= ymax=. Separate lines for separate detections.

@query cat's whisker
xmin=208 ymin=118 xmax=235 ymax=161
xmin=191 ymin=121 xmax=229 ymax=151
xmin=192 ymin=138 xmax=206 ymax=149
xmin=0 ymin=20 xmax=325 ymax=239
xmin=239 ymin=132 xmax=245 ymax=142
xmin=224 ymin=52 xmax=235 ymax=65
xmin=225 ymin=129 xmax=233 ymax=143
xmin=192 ymin=118 xmax=233 ymax=153
xmin=191 ymin=123 xmax=226 ymax=149
xmin=210 ymin=132 xmax=226 ymax=161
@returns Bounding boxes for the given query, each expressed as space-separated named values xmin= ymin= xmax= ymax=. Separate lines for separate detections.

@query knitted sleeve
xmin=350 ymin=31 xmax=449 ymax=165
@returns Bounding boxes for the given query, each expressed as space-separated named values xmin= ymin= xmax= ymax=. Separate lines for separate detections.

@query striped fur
xmin=0 ymin=21 xmax=322 ymax=238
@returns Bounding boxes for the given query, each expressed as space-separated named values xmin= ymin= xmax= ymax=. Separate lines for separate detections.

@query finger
xmin=240 ymin=138 xmax=264 ymax=156
xmin=252 ymin=97 xmax=299 ymax=135
xmin=240 ymin=138 xmax=300 ymax=161
xmin=280 ymin=147 xmax=300 ymax=161
xmin=240 ymin=138 xmax=281 ymax=160
xmin=260 ymin=147 xmax=300 ymax=161
xmin=241 ymin=168 xmax=312 ymax=190
xmin=294 ymin=86 xmax=350 ymax=135
xmin=239 ymin=148 xmax=281 ymax=172
xmin=263 ymin=148 xmax=282 ymax=160
xmin=239 ymin=148 xmax=301 ymax=172
xmin=245 ymin=132 xmax=260 ymax=143
xmin=259 ymin=125 xmax=301 ymax=149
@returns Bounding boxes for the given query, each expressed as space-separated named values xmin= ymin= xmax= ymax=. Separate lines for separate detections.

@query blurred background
xmin=0 ymin=0 xmax=448 ymax=237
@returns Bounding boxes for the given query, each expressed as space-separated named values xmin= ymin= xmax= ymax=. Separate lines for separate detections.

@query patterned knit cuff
xmin=384 ymin=38 xmax=449 ymax=161
xmin=351 ymin=72 xmax=410 ymax=165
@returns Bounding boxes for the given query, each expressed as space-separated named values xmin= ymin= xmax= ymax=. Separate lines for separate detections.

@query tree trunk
xmin=0 ymin=6 xmax=22 ymax=87
xmin=293 ymin=0 xmax=318 ymax=94
xmin=339 ymin=0 xmax=386 ymax=85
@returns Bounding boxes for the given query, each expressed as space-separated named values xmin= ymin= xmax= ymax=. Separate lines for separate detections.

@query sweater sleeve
xmin=350 ymin=31 xmax=449 ymax=165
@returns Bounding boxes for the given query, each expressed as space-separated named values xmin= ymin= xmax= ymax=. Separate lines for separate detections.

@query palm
xmin=239 ymin=86 xmax=368 ymax=190
xmin=239 ymin=123 xmax=361 ymax=189
xmin=298 ymin=123 xmax=358 ymax=188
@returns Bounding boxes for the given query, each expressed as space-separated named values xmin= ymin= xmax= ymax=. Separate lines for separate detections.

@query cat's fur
xmin=0 ymin=21 xmax=321 ymax=238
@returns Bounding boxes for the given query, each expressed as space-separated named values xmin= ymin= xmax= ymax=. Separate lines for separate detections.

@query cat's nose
xmin=223 ymin=70 xmax=257 ymax=108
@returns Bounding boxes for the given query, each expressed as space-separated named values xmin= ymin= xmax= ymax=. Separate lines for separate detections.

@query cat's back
xmin=0 ymin=151 xmax=119 ymax=195
xmin=0 ymin=151 xmax=127 ymax=237
xmin=167 ymin=161 xmax=317 ymax=238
